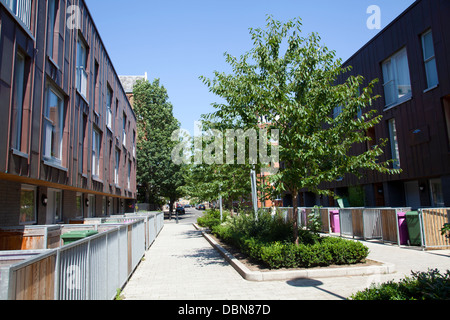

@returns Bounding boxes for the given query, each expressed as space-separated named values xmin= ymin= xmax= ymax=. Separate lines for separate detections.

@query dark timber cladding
xmin=0 ymin=0 xmax=137 ymax=226
xmin=295 ymin=0 xmax=450 ymax=209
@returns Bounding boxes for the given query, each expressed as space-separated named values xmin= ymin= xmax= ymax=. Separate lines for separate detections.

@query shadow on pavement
xmin=286 ymin=278 xmax=347 ymax=300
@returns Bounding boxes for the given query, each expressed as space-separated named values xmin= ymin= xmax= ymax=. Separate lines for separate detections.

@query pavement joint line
xmin=194 ymin=223 xmax=396 ymax=282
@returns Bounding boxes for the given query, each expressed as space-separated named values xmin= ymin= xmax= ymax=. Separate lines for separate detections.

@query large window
xmin=382 ymin=48 xmax=412 ymax=108
xmin=76 ymin=38 xmax=88 ymax=98
xmin=44 ymin=86 xmax=64 ymax=164
xmin=388 ymin=119 xmax=401 ymax=169
xmin=19 ymin=185 xmax=36 ymax=225
xmin=421 ymin=30 xmax=439 ymax=89
xmin=11 ymin=51 xmax=27 ymax=153
xmin=92 ymin=128 xmax=101 ymax=178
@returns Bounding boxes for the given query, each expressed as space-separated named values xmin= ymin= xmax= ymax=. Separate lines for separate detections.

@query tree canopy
xmin=200 ymin=16 xmax=401 ymax=244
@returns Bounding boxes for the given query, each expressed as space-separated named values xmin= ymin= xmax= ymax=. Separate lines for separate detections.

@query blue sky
xmin=86 ymin=0 xmax=415 ymax=134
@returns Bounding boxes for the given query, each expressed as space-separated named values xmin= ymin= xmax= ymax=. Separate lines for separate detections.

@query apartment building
xmin=291 ymin=0 xmax=450 ymax=210
xmin=0 ymin=0 xmax=137 ymax=226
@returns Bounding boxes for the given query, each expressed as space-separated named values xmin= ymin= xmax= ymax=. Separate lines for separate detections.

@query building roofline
xmin=341 ymin=0 xmax=421 ymax=66
xmin=81 ymin=0 xmax=136 ymax=120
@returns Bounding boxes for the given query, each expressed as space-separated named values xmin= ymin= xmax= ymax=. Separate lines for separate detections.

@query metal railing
xmin=1 ymin=0 xmax=32 ymax=29
xmin=1 ymin=217 xmax=153 ymax=300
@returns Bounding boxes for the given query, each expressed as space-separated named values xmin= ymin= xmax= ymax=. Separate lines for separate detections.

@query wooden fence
xmin=420 ymin=208 xmax=450 ymax=250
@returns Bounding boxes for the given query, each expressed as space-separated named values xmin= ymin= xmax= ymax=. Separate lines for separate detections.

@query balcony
xmin=1 ymin=0 xmax=32 ymax=30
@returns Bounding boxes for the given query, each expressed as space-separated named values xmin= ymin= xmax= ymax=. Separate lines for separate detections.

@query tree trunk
xmin=292 ymin=190 xmax=299 ymax=245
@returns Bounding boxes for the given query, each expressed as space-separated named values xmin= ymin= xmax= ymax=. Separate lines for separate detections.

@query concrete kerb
xmin=193 ymin=223 xmax=396 ymax=282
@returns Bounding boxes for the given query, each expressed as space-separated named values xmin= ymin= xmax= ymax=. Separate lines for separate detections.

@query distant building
xmin=119 ymin=73 xmax=148 ymax=107
xmin=0 ymin=0 xmax=137 ymax=226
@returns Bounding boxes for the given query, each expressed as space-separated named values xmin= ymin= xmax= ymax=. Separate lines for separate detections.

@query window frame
xmin=382 ymin=47 xmax=412 ymax=109
xmin=11 ymin=50 xmax=27 ymax=153
xmin=43 ymin=85 xmax=65 ymax=165
xmin=421 ymin=29 xmax=439 ymax=90
xmin=19 ymin=184 xmax=37 ymax=225
xmin=388 ymin=118 xmax=401 ymax=170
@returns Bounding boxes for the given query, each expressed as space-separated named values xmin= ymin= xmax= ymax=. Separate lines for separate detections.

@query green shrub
xmin=351 ymin=269 xmax=450 ymax=300
xmin=211 ymin=212 xmax=369 ymax=269
xmin=197 ymin=209 xmax=228 ymax=230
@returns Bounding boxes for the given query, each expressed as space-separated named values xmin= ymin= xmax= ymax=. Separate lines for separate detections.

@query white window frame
xmin=382 ymin=48 xmax=412 ymax=108
xmin=115 ymin=148 xmax=120 ymax=186
xmin=421 ymin=30 xmax=439 ymax=90
xmin=106 ymin=87 xmax=113 ymax=130
xmin=76 ymin=38 xmax=88 ymax=98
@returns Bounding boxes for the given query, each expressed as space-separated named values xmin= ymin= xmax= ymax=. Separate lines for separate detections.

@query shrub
xmin=211 ymin=212 xmax=369 ymax=269
xmin=197 ymin=209 xmax=228 ymax=230
xmin=350 ymin=269 xmax=450 ymax=300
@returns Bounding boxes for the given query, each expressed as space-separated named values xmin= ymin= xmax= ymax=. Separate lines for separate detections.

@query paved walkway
xmin=122 ymin=219 xmax=450 ymax=300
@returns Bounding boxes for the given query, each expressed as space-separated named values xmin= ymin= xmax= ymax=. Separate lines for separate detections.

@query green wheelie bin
xmin=405 ymin=211 xmax=422 ymax=246
xmin=61 ymin=230 xmax=99 ymax=245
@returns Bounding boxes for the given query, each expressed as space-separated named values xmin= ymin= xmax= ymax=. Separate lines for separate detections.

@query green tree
xmin=133 ymin=78 xmax=185 ymax=212
xmin=201 ymin=16 xmax=401 ymax=244
xmin=181 ymin=120 xmax=252 ymax=213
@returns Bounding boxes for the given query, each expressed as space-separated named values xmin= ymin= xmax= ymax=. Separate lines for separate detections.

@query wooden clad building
xmin=0 ymin=0 xmax=137 ymax=226
xmin=292 ymin=0 xmax=450 ymax=209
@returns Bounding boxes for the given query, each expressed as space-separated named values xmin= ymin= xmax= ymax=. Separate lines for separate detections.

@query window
xmin=54 ymin=191 xmax=62 ymax=222
xmin=122 ymin=113 xmax=127 ymax=147
xmin=115 ymin=149 xmax=120 ymax=186
xmin=2 ymin=0 xmax=32 ymax=29
xmin=79 ymin=115 xmax=87 ymax=174
xmin=87 ymin=194 xmax=95 ymax=217
xmin=92 ymin=128 xmax=101 ymax=178
xmin=382 ymin=48 xmax=412 ymax=107
xmin=47 ymin=0 xmax=57 ymax=61
xmin=47 ymin=189 xmax=62 ymax=224
xmin=132 ymin=130 xmax=136 ymax=158
xmin=332 ymin=105 xmax=343 ymax=119
xmin=44 ymin=86 xmax=64 ymax=164
xmin=388 ymin=119 xmax=401 ymax=169
xmin=102 ymin=196 xmax=106 ymax=216
xmin=19 ymin=185 xmax=36 ymax=224
xmin=76 ymin=193 xmax=83 ymax=218
xmin=76 ymin=38 xmax=88 ymax=98
xmin=11 ymin=51 xmax=27 ymax=152
xmin=444 ymin=97 xmax=450 ymax=148
xmin=430 ymin=179 xmax=444 ymax=207
xmin=127 ymin=160 xmax=131 ymax=190
xmin=106 ymin=87 xmax=113 ymax=130
xmin=421 ymin=30 xmax=439 ymax=89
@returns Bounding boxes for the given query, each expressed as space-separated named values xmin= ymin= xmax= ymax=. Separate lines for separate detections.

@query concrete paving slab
xmin=122 ymin=219 xmax=450 ymax=300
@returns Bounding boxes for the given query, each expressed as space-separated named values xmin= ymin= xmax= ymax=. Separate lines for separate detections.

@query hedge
xmin=212 ymin=222 xmax=369 ymax=269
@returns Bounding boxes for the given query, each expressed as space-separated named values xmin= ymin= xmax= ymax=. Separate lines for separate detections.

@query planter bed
xmin=195 ymin=224 xmax=395 ymax=282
